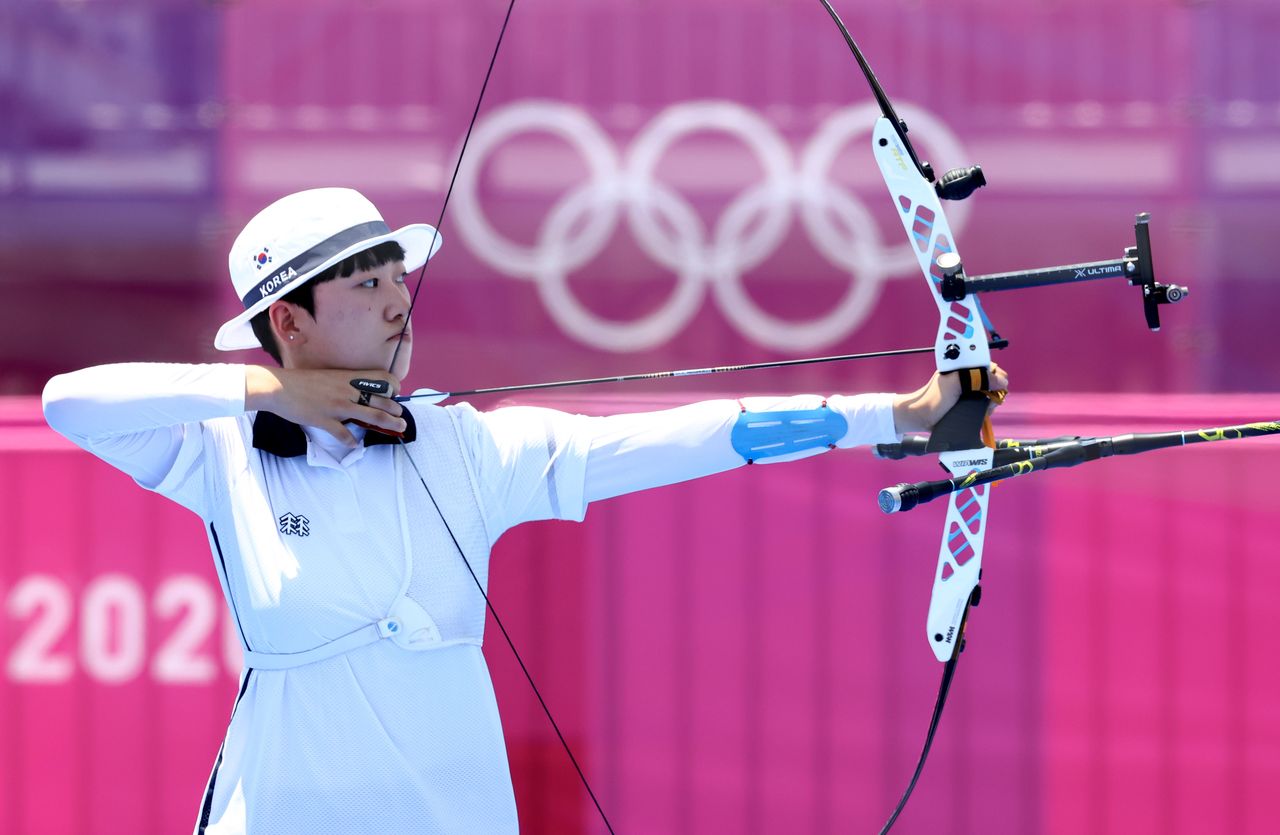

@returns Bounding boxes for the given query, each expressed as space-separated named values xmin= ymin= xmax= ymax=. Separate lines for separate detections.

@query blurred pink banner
xmin=3 ymin=392 xmax=1278 ymax=834
xmin=7 ymin=0 xmax=1280 ymax=395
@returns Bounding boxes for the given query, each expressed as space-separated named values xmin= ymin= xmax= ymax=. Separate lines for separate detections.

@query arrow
xmin=393 ymin=345 xmax=942 ymax=404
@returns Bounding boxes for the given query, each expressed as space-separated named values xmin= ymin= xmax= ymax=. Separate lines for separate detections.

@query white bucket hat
xmin=215 ymin=187 xmax=442 ymax=351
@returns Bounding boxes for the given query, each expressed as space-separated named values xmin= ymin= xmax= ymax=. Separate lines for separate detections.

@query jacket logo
xmin=278 ymin=513 xmax=310 ymax=537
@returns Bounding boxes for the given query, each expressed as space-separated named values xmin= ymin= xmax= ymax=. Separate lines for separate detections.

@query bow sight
xmin=936 ymin=212 xmax=1189 ymax=332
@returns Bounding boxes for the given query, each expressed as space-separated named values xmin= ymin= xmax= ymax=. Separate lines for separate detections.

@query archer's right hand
xmin=245 ymin=366 xmax=406 ymax=446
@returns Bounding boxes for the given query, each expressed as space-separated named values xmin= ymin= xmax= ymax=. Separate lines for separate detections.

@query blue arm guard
xmin=730 ymin=401 xmax=849 ymax=464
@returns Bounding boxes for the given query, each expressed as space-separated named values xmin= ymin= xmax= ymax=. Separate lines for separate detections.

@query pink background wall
xmin=3 ymin=393 xmax=1278 ymax=834
xmin=4 ymin=0 xmax=1279 ymax=832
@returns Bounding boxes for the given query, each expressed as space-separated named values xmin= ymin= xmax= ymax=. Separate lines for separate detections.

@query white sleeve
xmin=450 ymin=403 xmax=594 ymax=536
xmin=42 ymin=363 xmax=246 ymax=512
xmin=456 ymin=393 xmax=898 ymax=534
xmin=581 ymin=392 xmax=899 ymax=503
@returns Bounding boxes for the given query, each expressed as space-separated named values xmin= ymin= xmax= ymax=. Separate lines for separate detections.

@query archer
xmin=43 ymin=186 xmax=1007 ymax=834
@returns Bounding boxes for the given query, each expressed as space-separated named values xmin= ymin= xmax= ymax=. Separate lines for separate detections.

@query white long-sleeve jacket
xmin=43 ymin=363 xmax=899 ymax=835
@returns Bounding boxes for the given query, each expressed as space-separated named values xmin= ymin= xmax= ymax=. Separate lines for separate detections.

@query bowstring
xmin=384 ymin=2 xmax=616 ymax=831
xmin=399 ymin=447 xmax=616 ymax=834
xmin=389 ymin=0 xmax=511 ymax=372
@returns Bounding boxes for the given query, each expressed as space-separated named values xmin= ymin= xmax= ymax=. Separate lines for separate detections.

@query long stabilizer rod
xmin=879 ymin=420 xmax=1280 ymax=514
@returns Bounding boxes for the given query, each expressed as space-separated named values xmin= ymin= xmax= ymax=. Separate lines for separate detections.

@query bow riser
xmin=871 ymin=116 xmax=994 ymax=662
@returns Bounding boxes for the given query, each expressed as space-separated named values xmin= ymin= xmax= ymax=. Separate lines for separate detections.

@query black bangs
xmin=334 ymin=240 xmax=408 ymax=278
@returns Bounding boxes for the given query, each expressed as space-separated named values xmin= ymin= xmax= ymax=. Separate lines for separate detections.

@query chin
xmin=389 ymin=347 xmax=413 ymax=379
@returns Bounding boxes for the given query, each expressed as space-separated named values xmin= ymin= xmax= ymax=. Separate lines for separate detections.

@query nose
xmin=386 ymin=276 xmax=411 ymax=321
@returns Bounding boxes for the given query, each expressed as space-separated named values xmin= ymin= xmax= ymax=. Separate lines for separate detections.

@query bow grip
xmin=924 ymin=391 xmax=990 ymax=453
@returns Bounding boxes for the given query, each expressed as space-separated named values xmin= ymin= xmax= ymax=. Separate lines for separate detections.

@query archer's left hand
xmin=892 ymin=363 xmax=1009 ymax=435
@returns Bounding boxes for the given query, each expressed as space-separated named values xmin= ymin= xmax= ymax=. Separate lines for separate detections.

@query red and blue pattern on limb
xmin=943 ymin=480 xmax=985 ymax=580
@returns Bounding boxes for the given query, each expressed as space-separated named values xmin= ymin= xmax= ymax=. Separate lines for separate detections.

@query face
xmin=282 ymin=260 xmax=414 ymax=379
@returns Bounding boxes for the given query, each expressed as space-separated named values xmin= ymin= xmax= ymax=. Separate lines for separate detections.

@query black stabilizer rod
xmin=876 ymin=435 xmax=1085 ymax=463
xmin=878 ymin=420 xmax=1280 ymax=513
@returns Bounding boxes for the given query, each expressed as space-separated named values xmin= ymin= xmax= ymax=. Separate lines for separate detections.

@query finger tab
xmin=350 ymin=377 xmax=391 ymax=395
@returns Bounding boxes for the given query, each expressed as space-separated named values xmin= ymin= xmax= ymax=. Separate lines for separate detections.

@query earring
xmin=288 ymin=335 xmax=295 ymax=341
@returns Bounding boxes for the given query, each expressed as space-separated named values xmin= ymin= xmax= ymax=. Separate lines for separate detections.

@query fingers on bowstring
xmin=360 ymin=392 xmax=404 ymax=419
xmin=373 ymin=371 xmax=402 ymax=398
xmin=355 ymin=403 xmax=408 ymax=435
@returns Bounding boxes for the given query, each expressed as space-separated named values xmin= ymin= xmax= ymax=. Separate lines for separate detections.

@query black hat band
xmin=241 ymin=220 xmax=391 ymax=309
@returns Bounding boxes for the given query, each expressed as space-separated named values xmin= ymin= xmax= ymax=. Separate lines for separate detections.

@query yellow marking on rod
xmin=1197 ymin=422 xmax=1279 ymax=442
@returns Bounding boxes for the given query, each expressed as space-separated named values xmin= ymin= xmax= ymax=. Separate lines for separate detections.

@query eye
xmin=359 ymin=277 xmax=378 ymax=288
xmin=396 ymin=273 xmax=408 ymax=285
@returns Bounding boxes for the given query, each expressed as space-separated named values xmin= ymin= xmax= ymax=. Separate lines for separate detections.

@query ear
xmin=268 ymin=300 xmax=309 ymax=346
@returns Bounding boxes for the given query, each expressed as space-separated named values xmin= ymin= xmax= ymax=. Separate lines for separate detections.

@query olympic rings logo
xmin=452 ymin=100 xmax=973 ymax=352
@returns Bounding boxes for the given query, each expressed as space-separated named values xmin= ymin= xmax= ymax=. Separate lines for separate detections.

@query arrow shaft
xmin=395 ymin=346 xmax=936 ymax=402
